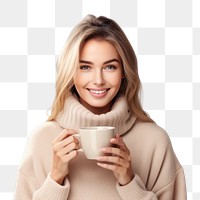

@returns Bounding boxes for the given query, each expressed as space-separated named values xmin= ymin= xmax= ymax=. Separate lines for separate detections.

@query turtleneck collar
xmin=56 ymin=95 xmax=136 ymax=136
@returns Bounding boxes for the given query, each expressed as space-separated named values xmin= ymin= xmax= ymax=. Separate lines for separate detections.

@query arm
xmin=97 ymin=131 xmax=187 ymax=200
xmin=33 ymin=174 xmax=70 ymax=200
xmin=14 ymin=123 xmax=79 ymax=200
xmin=116 ymin=175 xmax=158 ymax=200
xmin=15 ymin=171 xmax=70 ymax=200
xmin=97 ymin=134 xmax=158 ymax=200
xmin=116 ymin=166 xmax=186 ymax=200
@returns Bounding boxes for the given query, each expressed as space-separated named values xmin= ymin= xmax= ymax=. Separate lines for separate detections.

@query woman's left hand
xmin=97 ymin=134 xmax=134 ymax=186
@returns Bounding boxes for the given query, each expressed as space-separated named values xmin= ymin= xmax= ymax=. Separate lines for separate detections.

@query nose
xmin=93 ymin=69 xmax=106 ymax=85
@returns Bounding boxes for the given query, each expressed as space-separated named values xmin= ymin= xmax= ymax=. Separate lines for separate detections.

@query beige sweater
xmin=14 ymin=95 xmax=187 ymax=200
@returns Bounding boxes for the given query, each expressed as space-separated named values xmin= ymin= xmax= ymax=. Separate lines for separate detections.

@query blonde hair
xmin=48 ymin=15 xmax=154 ymax=123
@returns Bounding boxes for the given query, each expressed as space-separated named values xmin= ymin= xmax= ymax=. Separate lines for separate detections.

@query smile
xmin=87 ymin=88 xmax=110 ymax=97
xmin=90 ymin=89 xmax=107 ymax=94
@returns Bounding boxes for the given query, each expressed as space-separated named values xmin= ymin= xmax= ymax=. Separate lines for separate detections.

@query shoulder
xmin=19 ymin=121 xmax=64 ymax=176
xmin=27 ymin=121 xmax=64 ymax=149
xmin=127 ymin=122 xmax=184 ymax=192
xmin=136 ymin=122 xmax=169 ymax=140
xmin=135 ymin=122 xmax=167 ymax=136
xmin=20 ymin=121 xmax=64 ymax=163
xmin=125 ymin=122 xmax=172 ymax=150
xmin=124 ymin=122 xmax=178 ymax=169
xmin=31 ymin=121 xmax=63 ymax=138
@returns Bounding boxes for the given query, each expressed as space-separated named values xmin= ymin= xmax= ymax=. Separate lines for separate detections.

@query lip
xmin=87 ymin=88 xmax=110 ymax=98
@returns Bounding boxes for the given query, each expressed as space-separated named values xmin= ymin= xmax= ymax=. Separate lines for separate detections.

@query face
xmin=73 ymin=39 xmax=124 ymax=114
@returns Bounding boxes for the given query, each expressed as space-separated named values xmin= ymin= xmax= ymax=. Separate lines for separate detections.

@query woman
xmin=15 ymin=15 xmax=187 ymax=199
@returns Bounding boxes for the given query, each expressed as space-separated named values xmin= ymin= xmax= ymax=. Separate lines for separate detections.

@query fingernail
xmin=97 ymin=163 xmax=102 ymax=166
xmin=111 ymin=138 xmax=115 ymax=142
xmin=96 ymin=157 xmax=103 ymax=161
xmin=100 ymin=148 xmax=106 ymax=152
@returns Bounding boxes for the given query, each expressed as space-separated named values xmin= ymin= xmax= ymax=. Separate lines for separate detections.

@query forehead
xmin=80 ymin=39 xmax=120 ymax=61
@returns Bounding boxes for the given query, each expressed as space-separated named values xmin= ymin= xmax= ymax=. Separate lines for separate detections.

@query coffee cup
xmin=75 ymin=126 xmax=115 ymax=159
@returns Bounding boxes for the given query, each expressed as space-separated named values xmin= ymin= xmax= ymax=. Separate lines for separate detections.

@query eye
xmin=80 ymin=65 xmax=91 ymax=70
xmin=104 ymin=65 xmax=117 ymax=70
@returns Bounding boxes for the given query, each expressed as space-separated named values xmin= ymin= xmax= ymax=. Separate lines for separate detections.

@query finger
xmin=61 ymin=150 xmax=78 ymax=163
xmin=53 ymin=129 xmax=77 ymax=143
xmin=110 ymin=134 xmax=130 ymax=154
xmin=64 ymin=141 xmax=80 ymax=153
xmin=97 ymin=156 xmax=130 ymax=168
xmin=62 ymin=135 xmax=79 ymax=148
xmin=57 ymin=141 xmax=79 ymax=157
xmin=101 ymin=145 xmax=131 ymax=162
xmin=53 ymin=136 xmax=79 ymax=152
xmin=97 ymin=162 xmax=126 ymax=173
xmin=54 ymin=135 xmax=78 ymax=152
xmin=101 ymin=147 xmax=131 ymax=161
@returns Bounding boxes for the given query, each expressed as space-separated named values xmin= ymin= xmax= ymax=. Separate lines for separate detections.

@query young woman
xmin=15 ymin=15 xmax=187 ymax=200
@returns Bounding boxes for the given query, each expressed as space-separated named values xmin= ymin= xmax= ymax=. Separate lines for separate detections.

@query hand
xmin=51 ymin=129 xmax=80 ymax=185
xmin=97 ymin=134 xmax=134 ymax=186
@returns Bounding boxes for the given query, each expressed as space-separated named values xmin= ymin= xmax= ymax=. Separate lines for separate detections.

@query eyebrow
xmin=79 ymin=58 xmax=120 ymax=65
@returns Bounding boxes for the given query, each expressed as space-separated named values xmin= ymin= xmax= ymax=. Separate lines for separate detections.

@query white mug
xmin=76 ymin=126 xmax=115 ymax=159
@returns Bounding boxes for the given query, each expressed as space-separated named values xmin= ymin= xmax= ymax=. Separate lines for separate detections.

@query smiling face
xmin=73 ymin=39 xmax=124 ymax=114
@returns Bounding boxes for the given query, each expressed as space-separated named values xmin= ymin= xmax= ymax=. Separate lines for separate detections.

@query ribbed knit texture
xmin=33 ymin=174 xmax=70 ymax=200
xmin=116 ymin=175 xmax=157 ymax=200
xmin=14 ymin=95 xmax=187 ymax=200
xmin=56 ymin=95 xmax=136 ymax=135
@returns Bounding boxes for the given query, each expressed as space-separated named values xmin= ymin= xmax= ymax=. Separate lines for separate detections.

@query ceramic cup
xmin=76 ymin=126 xmax=115 ymax=159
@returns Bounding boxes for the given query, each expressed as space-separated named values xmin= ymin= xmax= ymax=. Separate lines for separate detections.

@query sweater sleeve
xmin=116 ymin=167 xmax=186 ymax=200
xmin=33 ymin=174 xmax=70 ymax=200
xmin=116 ymin=124 xmax=187 ymax=200
xmin=14 ymin=122 xmax=71 ymax=200
xmin=116 ymin=175 xmax=158 ymax=200
xmin=15 ymin=171 xmax=70 ymax=200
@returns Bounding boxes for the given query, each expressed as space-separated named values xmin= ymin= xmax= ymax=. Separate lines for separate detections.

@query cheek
xmin=74 ymin=74 xmax=87 ymax=87
xmin=74 ymin=74 xmax=83 ymax=85
xmin=108 ymin=74 xmax=123 ymax=87
xmin=73 ymin=77 xmax=81 ymax=91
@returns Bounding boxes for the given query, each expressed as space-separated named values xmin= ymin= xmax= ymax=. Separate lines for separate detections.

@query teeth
xmin=90 ymin=89 xmax=107 ymax=94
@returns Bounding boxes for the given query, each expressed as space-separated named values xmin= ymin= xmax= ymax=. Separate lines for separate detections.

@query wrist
xmin=119 ymin=173 xmax=135 ymax=186
xmin=50 ymin=171 xmax=65 ymax=185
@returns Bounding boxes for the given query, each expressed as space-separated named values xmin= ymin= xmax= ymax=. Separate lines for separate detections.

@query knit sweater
xmin=14 ymin=95 xmax=187 ymax=200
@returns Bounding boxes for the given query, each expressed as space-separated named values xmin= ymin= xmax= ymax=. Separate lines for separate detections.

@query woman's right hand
xmin=50 ymin=129 xmax=80 ymax=185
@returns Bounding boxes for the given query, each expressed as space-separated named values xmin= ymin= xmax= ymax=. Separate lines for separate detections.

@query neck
xmin=56 ymin=95 xmax=136 ymax=136
xmin=79 ymin=98 xmax=113 ymax=115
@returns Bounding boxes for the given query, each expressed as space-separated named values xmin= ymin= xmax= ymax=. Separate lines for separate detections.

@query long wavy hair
xmin=48 ymin=14 xmax=154 ymax=123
